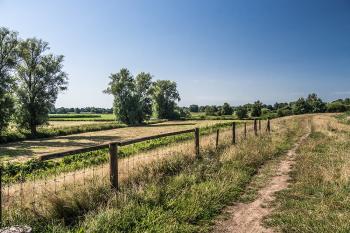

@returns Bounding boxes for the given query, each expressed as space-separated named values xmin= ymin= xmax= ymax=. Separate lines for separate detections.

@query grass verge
xmin=265 ymin=116 xmax=350 ymax=232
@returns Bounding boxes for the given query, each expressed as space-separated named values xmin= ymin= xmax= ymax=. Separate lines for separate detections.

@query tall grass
xmin=266 ymin=115 xmax=350 ymax=232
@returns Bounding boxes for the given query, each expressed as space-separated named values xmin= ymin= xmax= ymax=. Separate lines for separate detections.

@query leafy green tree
xmin=251 ymin=100 xmax=263 ymax=117
xmin=205 ymin=106 xmax=216 ymax=116
xmin=135 ymin=72 xmax=153 ymax=120
xmin=235 ymin=106 xmax=248 ymax=119
xmin=189 ymin=104 xmax=199 ymax=112
xmin=151 ymin=80 xmax=180 ymax=119
xmin=105 ymin=69 xmax=153 ymax=124
xmin=0 ymin=27 xmax=18 ymax=133
xmin=306 ymin=93 xmax=326 ymax=113
xmin=15 ymin=38 xmax=68 ymax=135
xmin=221 ymin=102 xmax=233 ymax=115
xmin=292 ymin=98 xmax=310 ymax=114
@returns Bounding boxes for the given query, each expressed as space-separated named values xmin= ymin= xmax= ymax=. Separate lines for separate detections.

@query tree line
xmin=103 ymin=68 xmax=183 ymax=125
xmin=188 ymin=94 xmax=350 ymax=119
xmin=0 ymin=27 xmax=184 ymax=136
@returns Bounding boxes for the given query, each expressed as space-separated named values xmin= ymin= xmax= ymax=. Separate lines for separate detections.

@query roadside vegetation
xmin=4 ymin=117 xmax=307 ymax=232
xmin=266 ymin=115 xmax=350 ymax=232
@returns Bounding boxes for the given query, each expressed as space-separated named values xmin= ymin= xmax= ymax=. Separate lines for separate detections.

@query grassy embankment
xmin=4 ymin=116 xmax=307 ymax=232
xmin=266 ymin=114 xmax=350 ymax=232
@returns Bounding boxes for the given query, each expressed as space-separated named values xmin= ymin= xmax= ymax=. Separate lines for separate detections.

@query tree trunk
xmin=30 ymin=124 xmax=37 ymax=137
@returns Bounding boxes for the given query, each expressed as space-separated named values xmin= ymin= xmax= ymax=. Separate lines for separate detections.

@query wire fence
xmin=0 ymin=119 xmax=271 ymax=226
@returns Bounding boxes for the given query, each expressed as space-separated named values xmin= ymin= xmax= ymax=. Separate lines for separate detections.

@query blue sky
xmin=1 ymin=0 xmax=349 ymax=107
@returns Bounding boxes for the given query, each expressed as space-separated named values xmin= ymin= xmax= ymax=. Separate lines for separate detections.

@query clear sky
xmin=1 ymin=0 xmax=349 ymax=107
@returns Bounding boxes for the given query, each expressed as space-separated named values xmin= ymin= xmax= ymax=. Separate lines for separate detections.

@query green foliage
xmin=189 ymin=104 xmax=199 ymax=112
xmin=0 ymin=122 xmax=125 ymax=144
xmin=251 ymin=100 xmax=262 ymax=117
xmin=306 ymin=93 xmax=326 ymax=113
xmin=105 ymin=69 xmax=152 ymax=125
xmin=235 ymin=106 xmax=248 ymax=119
xmin=151 ymin=80 xmax=181 ymax=119
xmin=0 ymin=27 xmax=18 ymax=133
xmin=277 ymin=107 xmax=292 ymax=117
xmin=292 ymin=97 xmax=309 ymax=114
xmin=326 ymin=101 xmax=349 ymax=113
xmin=221 ymin=102 xmax=233 ymax=115
xmin=205 ymin=105 xmax=217 ymax=116
xmin=15 ymin=38 xmax=68 ymax=136
xmin=49 ymin=114 xmax=102 ymax=119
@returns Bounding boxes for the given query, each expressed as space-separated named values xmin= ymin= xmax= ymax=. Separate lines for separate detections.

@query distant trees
xmin=235 ymin=106 xmax=248 ymax=119
xmin=251 ymin=101 xmax=263 ymax=117
xmin=0 ymin=28 xmax=18 ymax=132
xmin=189 ymin=104 xmax=199 ymax=112
xmin=15 ymin=38 xmax=68 ymax=135
xmin=221 ymin=102 xmax=233 ymax=115
xmin=151 ymin=80 xmax=180 ymax=119
xmin=104 ymin=69 xmax=181 ymax=124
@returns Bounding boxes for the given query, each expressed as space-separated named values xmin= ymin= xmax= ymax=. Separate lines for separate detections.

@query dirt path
xmin=213 ymin=132 xmax=310 ymax=233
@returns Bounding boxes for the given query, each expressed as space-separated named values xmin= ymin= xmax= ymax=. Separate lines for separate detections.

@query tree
xmin=306 ymin=93 xmax=326 ymax=113
xmin=151 ymin=80 xmax=180 ymax=119
xmin=104 ymin=69 xmax=152 ymax=124
xmin=0 ymin=27 xmax=18 ymax=133
xmin=292 ymin=98 xmax=310 ymax=114
xmin=221 ymin=102 xmax=233 ymax=115
xmin=205 ymin=106 xmax=216 ymax=116
xmin=235 ymin=106 xmax=248 ymax=119
xmin=15 ymin=38 xmax=68 ymax=135
xmin=135 ymin=72 xmax=153 ymax=121
xmin=189 ymin=104 xmax=199 ymax=112
xmin=251 ymin=100 xmax=263 ymax=117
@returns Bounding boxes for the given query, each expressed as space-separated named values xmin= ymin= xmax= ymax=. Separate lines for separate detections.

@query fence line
xmin=0 ymin=119 xmax=272 ymax=226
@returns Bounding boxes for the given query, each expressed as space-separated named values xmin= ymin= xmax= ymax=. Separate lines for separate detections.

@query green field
xmin=49 ymin=113 xmax=116 ymax=121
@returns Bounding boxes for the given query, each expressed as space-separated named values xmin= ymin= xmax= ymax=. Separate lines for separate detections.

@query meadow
xmin=1 ymin=116 xmax=305 ymax=232
xmin=2 ymin=114 xmax=349 ymax=232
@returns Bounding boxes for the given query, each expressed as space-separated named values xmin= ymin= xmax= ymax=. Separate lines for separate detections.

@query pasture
xmin=0 ymin=120 xmax=236 ymax=161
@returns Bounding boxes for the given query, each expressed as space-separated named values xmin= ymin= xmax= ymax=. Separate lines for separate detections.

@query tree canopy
xmin=151 ymin=80 xmax=180 ymax=119
xmin=0 ymin=27 xmax=18 ymax=132
xmin=15 ymin=38 xmax=68 ymax=135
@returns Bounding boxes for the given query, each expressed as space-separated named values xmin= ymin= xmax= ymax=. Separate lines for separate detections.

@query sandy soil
xmin=0 ymin=120 xmax=233 ymax=162
xmin=212 ymin=130 xmax=310 ymax=233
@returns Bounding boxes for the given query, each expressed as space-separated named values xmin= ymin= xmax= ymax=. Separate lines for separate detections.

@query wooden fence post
xmin=254 ymin=119 xmax=258 ymax=136
xmin=244 ymin=122 xmax=247 ymax=139
xmin=267 ymin=118 xmax=271 ymax=133
xmin=109 ymin=143 xmax=118 ymax=190
xmin=232 ymin=122 xmax=236 ymax=144
xmin=195 ymin=128 xmax=200 ymax=158
xmin=216 ymin=129 xmax=219 ymax=149
xmin=259 ymin=119 xmax=261 ymax=132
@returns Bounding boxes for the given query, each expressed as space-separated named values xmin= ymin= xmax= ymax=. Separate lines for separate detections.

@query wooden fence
xmin=0 ymin=119 xmax=271 ymax=225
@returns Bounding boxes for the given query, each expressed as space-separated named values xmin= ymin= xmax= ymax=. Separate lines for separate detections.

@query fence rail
xmin=0 ymin=119 xmax=272 ymax=226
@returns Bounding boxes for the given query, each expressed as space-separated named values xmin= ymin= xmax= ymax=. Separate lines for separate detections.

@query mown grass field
xmin=0 ymin=120 xmax=236 ymax=162
xmin=2 ymin=116 xmax=307 ymax=232
xmin=49 ymin=114 xmax=116 ymax=121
